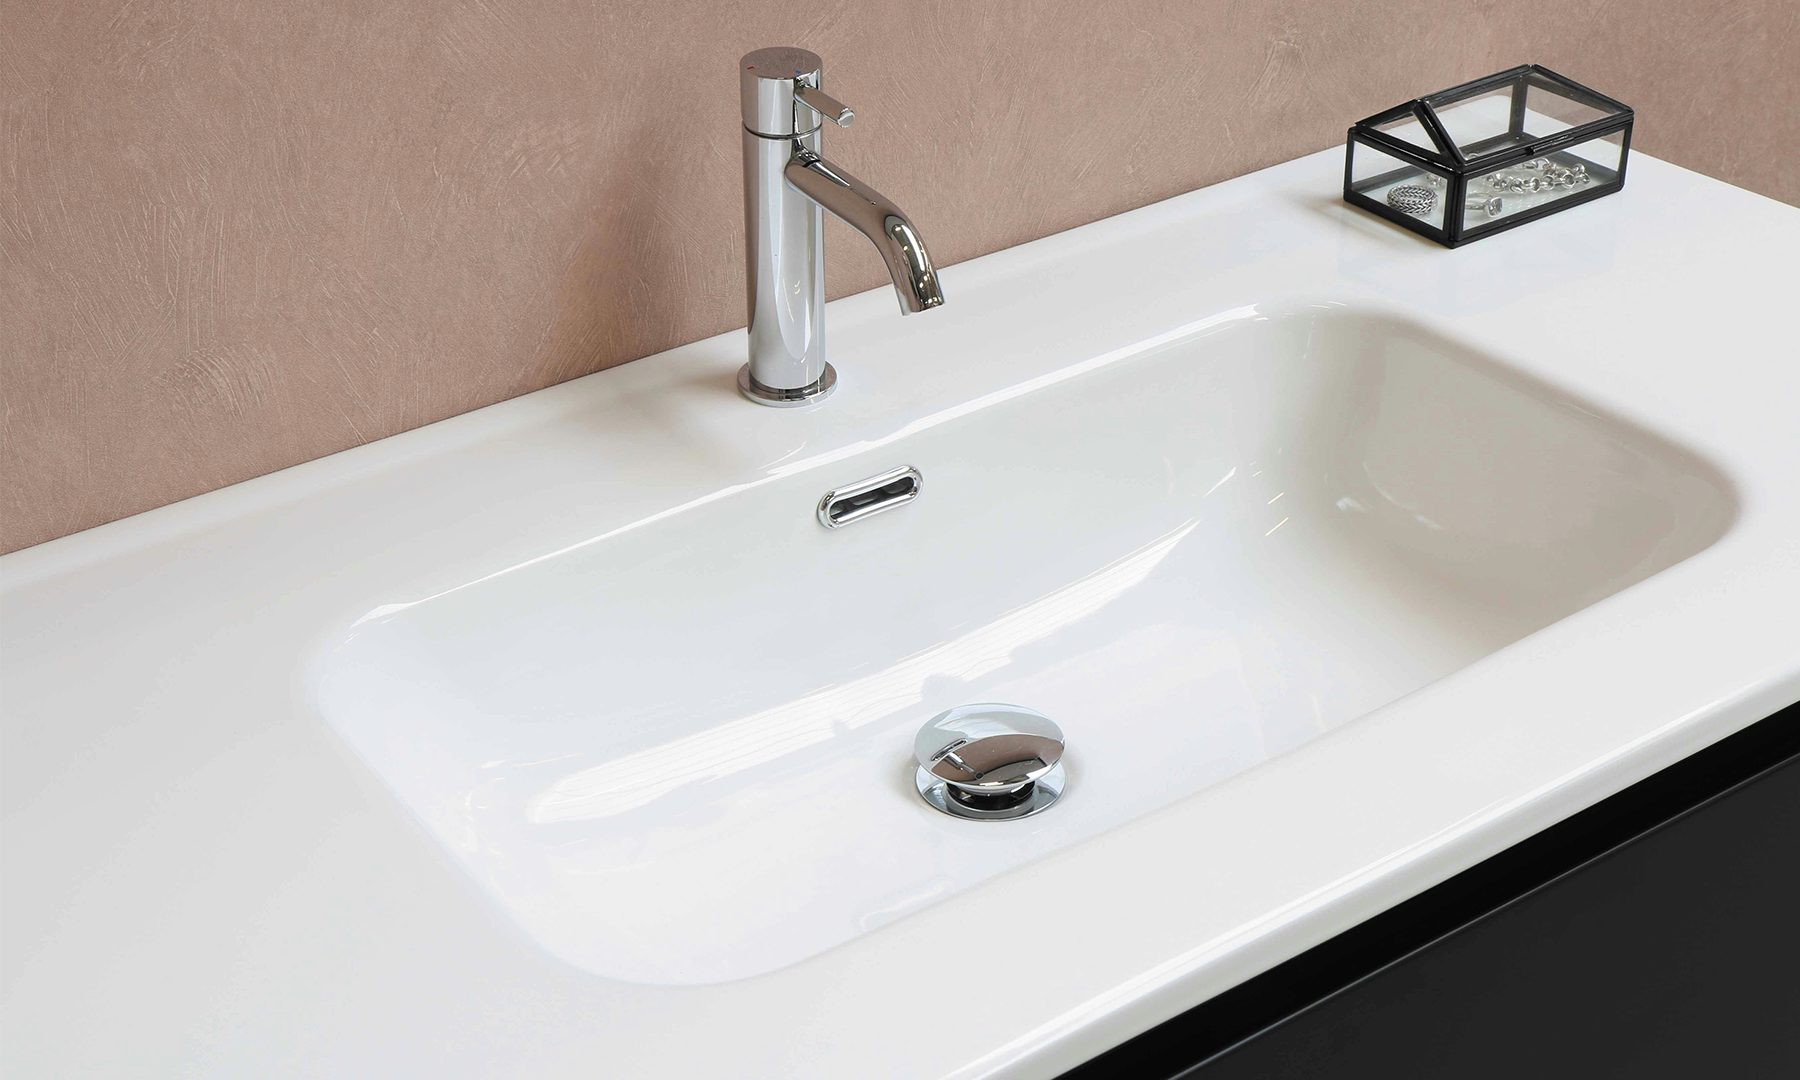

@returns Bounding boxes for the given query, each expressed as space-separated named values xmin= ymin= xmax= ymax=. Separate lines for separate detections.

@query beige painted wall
xmin=3 ymin=0 xmax=1796 ymax=553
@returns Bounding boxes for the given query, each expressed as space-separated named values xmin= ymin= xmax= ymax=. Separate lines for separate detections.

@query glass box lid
xmin=1355 ymin=65 xmax=1632 ymax=168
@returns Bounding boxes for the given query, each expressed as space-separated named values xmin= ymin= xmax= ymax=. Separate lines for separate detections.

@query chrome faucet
xmin=738 ymin=47 xmax=944 ymax=406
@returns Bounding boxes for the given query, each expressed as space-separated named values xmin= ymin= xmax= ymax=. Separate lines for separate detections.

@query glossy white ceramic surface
xmin=310 ymin=308 xmax=1730 ymax=984
xmin=4 ymin=149 xmax=1799 ymax=1080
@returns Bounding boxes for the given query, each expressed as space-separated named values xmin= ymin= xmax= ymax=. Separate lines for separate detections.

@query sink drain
xmin=913 ymin=704 xmax=1066 ymax=821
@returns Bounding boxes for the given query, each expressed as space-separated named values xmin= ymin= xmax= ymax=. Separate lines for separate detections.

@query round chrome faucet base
xmin=737 ymin=363 xmax=837 ymax=407
xmin=915 ymin=761 xmax=1065 ymax=821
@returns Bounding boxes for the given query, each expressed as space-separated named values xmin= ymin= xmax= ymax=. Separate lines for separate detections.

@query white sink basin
xmin=309 ymin=304 xmax=1732 ymax=985
xmin=9 ymin=148 xmax=1800 ymax=1080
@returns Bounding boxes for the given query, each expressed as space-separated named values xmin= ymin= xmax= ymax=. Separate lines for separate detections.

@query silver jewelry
xmin=1465 ymin=195 xmax=1504 ymax=219
xmin=1486 ymin=160 xmax=1593 ymax=194
xmin=1386 ymin=184 xmax=1438 ymax=216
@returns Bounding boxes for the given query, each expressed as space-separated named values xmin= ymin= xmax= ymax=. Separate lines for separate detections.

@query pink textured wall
xmin=3 ymin=1 xmax=1796 ymax=553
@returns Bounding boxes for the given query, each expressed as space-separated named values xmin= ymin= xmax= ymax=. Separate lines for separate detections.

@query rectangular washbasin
xmin=308 ymin=303 xmax=1733 ymax=985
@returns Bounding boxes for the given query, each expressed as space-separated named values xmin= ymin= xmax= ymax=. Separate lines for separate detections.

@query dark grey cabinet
xmin=1063 ymin=700 xmax=1800 ymax=1079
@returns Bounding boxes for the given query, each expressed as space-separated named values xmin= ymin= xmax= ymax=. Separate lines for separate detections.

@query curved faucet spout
xmin=785 ymin=150 xmax=945 ymax=315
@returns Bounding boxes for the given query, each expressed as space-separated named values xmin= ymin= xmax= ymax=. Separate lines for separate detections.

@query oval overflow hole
xmin=817 ymin=466 xmax=922 ymax=529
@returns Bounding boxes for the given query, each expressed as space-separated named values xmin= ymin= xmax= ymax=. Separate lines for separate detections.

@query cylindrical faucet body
xmin=741 ymin=48 xmax=835 ymax=405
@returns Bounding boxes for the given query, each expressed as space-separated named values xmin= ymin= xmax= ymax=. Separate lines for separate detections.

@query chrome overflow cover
xmin=913 ymin=704 xmax=1066 ymax=820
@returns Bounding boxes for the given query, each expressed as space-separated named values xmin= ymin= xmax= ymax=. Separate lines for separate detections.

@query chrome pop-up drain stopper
xmin=913 ymin=704 xmax=1065 ymax=821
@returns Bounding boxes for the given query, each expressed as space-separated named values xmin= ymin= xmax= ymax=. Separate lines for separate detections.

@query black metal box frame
xmin=1344 ymin=65 xmax=1633 ymax=247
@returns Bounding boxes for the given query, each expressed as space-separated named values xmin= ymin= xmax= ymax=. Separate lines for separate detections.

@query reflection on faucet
xmin=739 ymin=47 xmax=944 ymax=407
xmin=784 ymin=149 xmax=943 ymax=316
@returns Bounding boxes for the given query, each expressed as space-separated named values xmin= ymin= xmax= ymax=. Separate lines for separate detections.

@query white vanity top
xmin=4 ymin=146 xmax=1798 ymax=1078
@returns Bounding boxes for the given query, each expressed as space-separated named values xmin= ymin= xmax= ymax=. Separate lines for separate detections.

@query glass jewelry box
xmin=1344 ymin=65 xmax=1633 ymax=247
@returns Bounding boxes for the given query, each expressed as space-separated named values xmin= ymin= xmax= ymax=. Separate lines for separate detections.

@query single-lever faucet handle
xmin=795 ymin=85 xmax=854 ymax=127
xmin=741 ymin=47 xmax=833 ymax=137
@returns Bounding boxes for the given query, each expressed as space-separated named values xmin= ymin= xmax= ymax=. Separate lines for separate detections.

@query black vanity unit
xmin=1061 ymin=699 xmax=1800 ymax=1079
